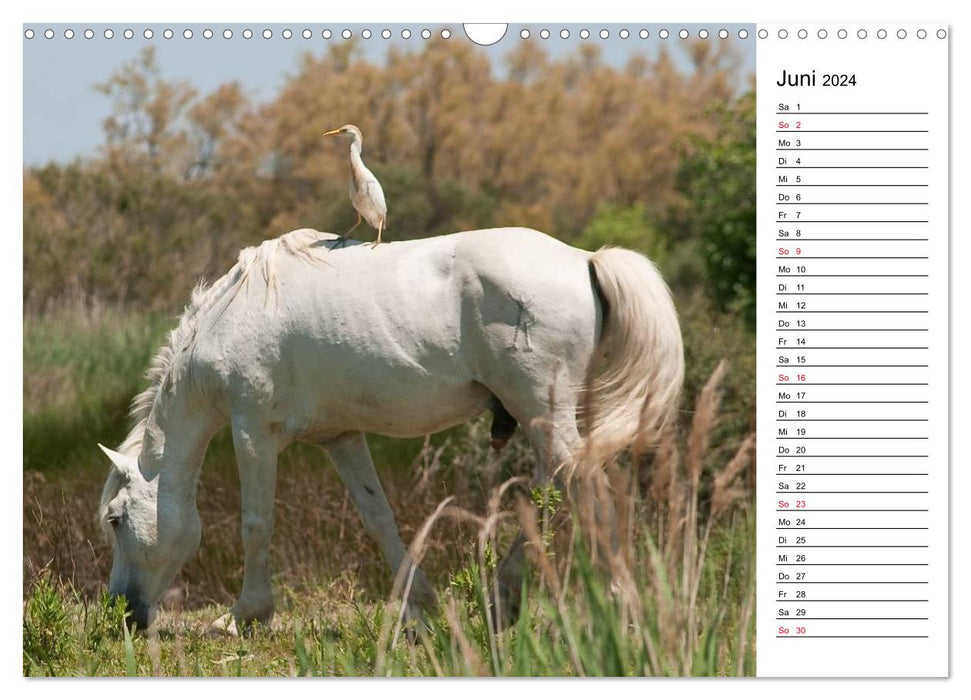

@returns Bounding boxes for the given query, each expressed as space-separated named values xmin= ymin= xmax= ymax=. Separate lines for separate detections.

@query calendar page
xmin=755 ymin=24 xmax=949 ymax=677
xmin=15 ymin=7 xmax=954 ymax=684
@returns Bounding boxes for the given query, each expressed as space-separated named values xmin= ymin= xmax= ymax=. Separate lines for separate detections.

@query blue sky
xmin=23 ymin=23 xmax=755 ymax=166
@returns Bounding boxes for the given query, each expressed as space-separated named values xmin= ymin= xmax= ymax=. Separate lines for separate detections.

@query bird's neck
xmin=348 ymin=143 xmax=366 ymax=178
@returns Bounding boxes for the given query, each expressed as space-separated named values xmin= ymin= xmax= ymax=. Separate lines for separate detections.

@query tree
xmin=576 ymin=203 xmax=668 ymax=272
xmin=25 ymin=39 xmax=752 ymax=313
xmin=675 ymin=91 xmax=756 ymax=327
xmin=96 ymin=47 xmax=196 ymax=176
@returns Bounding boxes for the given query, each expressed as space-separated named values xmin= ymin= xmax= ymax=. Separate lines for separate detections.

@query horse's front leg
xmin=222 ymin=416 xmax=281 ymax=632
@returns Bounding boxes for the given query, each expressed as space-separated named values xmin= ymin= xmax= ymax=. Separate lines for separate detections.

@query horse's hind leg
xmin=491 ymin=397 xmax=622 ymax=630
xmin=322 ymin=432 xmax=437 ymax=617
xmin=525 ymin=405 xmax=622 ymax=561
xmin=490 ymin=401 xmax=583 ymax=630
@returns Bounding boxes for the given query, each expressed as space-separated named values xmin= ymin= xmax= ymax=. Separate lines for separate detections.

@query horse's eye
xmin=107 ymin=513 xmax=122 ymax=528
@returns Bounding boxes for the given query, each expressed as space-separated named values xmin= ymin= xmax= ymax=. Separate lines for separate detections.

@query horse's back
xmin=192 ymin=228 xmax=600 ymax=436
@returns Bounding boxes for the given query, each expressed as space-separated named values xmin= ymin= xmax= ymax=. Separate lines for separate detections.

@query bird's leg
xmin=344 ymin=213 xmax=363 ymax=237
xmin=332 ymin=214 xmax=362 ymax=249
xmin=370 ymin=218 xmax=384 ymax=249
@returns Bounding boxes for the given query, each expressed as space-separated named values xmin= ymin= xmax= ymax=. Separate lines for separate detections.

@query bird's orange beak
xmin=322 ymin=128 xmax=341 ymax=137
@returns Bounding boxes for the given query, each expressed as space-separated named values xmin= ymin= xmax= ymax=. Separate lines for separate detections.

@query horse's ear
xmin=98 ymin=443 xmax=136 ymax=478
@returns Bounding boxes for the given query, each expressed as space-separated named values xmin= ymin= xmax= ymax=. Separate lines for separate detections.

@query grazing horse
xmin=97 ymin=227 xmax=683 ymax=632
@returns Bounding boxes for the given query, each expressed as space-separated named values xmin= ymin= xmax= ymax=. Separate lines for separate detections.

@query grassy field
xmin=23 ymin=304 xmax=756 ymax=677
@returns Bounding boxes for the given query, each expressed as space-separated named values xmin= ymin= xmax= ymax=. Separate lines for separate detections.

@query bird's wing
xmin=363 ymin=177 xmax=387 ymax=218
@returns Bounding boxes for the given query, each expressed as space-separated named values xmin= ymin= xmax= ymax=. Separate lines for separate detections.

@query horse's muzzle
xmin=110 ymin=589 xmax=154 ymax=633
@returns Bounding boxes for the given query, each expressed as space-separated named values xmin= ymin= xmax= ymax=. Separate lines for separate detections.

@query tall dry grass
xmin=337 ymin=360 xmax=757 ymax=676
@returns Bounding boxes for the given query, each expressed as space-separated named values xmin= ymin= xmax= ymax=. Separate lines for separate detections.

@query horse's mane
xmin=99 ymin=229 xmax=333 ymax=532
xmin=117 ymin=227 xmax=332 ymax=457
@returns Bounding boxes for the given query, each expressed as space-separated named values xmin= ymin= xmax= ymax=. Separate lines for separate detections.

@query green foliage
xmin=676 ymin=92 xmax=756 ymax=327
xmin=121 ymin=616 xmax=138 ymax=676
xmin=576 ymin=203 xmax=668 ymax=270
xmin=529 ymin=483 xmax=563 ymax=518
xmin=23 ymin=307 xmax=171 ymax=471
xmin=23 ymin=574 xmax=134 ymax=676
xmin=678 ymin=291 xmax=756 ymax=455
xmin=448 ymin=541 xmax=498 ymax=622
xmin=23 ymin=573 xmax=70 ymax=675
xmin=82 ymin=591 xmax=129 ymax=653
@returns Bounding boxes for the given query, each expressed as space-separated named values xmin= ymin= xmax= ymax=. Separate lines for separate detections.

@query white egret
xmin=323 ymin=124 xmax=388 ymax=247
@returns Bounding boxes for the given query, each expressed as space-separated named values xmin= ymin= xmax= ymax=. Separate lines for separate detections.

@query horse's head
xmin=97 ymin=444 xmax=201 ymax=631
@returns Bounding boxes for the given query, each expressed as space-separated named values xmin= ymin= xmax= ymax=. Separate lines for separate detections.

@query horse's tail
xmin=584 ymin=247 xmax=684 ymax=456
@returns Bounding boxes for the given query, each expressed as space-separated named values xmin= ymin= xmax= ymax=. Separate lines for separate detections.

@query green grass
xmin=23 ymin=306 xmax=173 ymax=472
xmin=24 ymin=507 xmax=755 ymax=677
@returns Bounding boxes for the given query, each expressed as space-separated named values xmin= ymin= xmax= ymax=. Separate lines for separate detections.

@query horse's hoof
xmin=401 ymin=618 xmax=429 ymax=646
xmin=207 ymin=613 xmax=239 ymax=638
xmin=394 ymin=604 xmax=431 ymax=646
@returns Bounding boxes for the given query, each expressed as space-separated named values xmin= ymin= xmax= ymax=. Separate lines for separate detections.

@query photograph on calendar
xmin=22 ymin=22 xmax=758 ymax=677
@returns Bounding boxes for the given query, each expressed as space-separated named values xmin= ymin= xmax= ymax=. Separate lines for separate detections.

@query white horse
xmin=97 ymin=227 xmax=683 ymax=632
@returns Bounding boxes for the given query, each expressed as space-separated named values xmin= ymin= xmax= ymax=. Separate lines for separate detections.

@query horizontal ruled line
xmin=774 ymin=112 xmax=928 ymax=115
xmin=776 ymin=528 xmax=928 ymax=530
xmin=776 ymin=167 xmax=929 ymax=169
xmin=776 ymin=619 xmax=929 ymax=622
xmin=773 ymin=221 xmax=929 ymax=223
xmin=776 ymin=401 xmax=928 ymax=404
xmin=775 ymin=310 xmax=929 ymax=313
xmin=775 ymin=547 xmax=928 ymax=549
xmin=776 ymin=636 xmax=929 ymax=639
xmin=776 ymin=509 xmax=928 ymax=512
xmin=776 ymin=401 xmax=927 ymax=404
xmin=775 ymin=490 xmax=928 ymax=493
xmin=774 ymin=130 xmax=928 ymax=133
xmin=774 ymin=473 xmax=929 ymax=476
xmin=777 ymin=202 xmax=929 ymax=205
xmin=776 ymin=291 xmax=931 ymax=297
xmin=774 ymin=347 xmax=929 ymax=349
xmin=776 ymin=564 xmax=928 ymax=566
xmin=775 ymin=599 xmax=928 ymax=602
xmin=776 ymin=148 xmax=928 ymax=151
xmin=774 ymin=365 xmax=928 ymax=368
xmin=774 ymin=437 xmax=928 ymax=440
xmin=775 ymin=419 xmax=928 ymax=422
xmin=776 ymin=184 xmax=929 ymax=187
xmin=775 ymin=239 xmax=929 ymax=242
xmin=775 ymin=382 xmax=928 ymax=385
xmin=775 ymin=329 xmax=929 ymax=331
xmin=776 ymin=275 xmax=928 ymax=278
xmin=776 ymin=582 xmax=928 ymax=584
